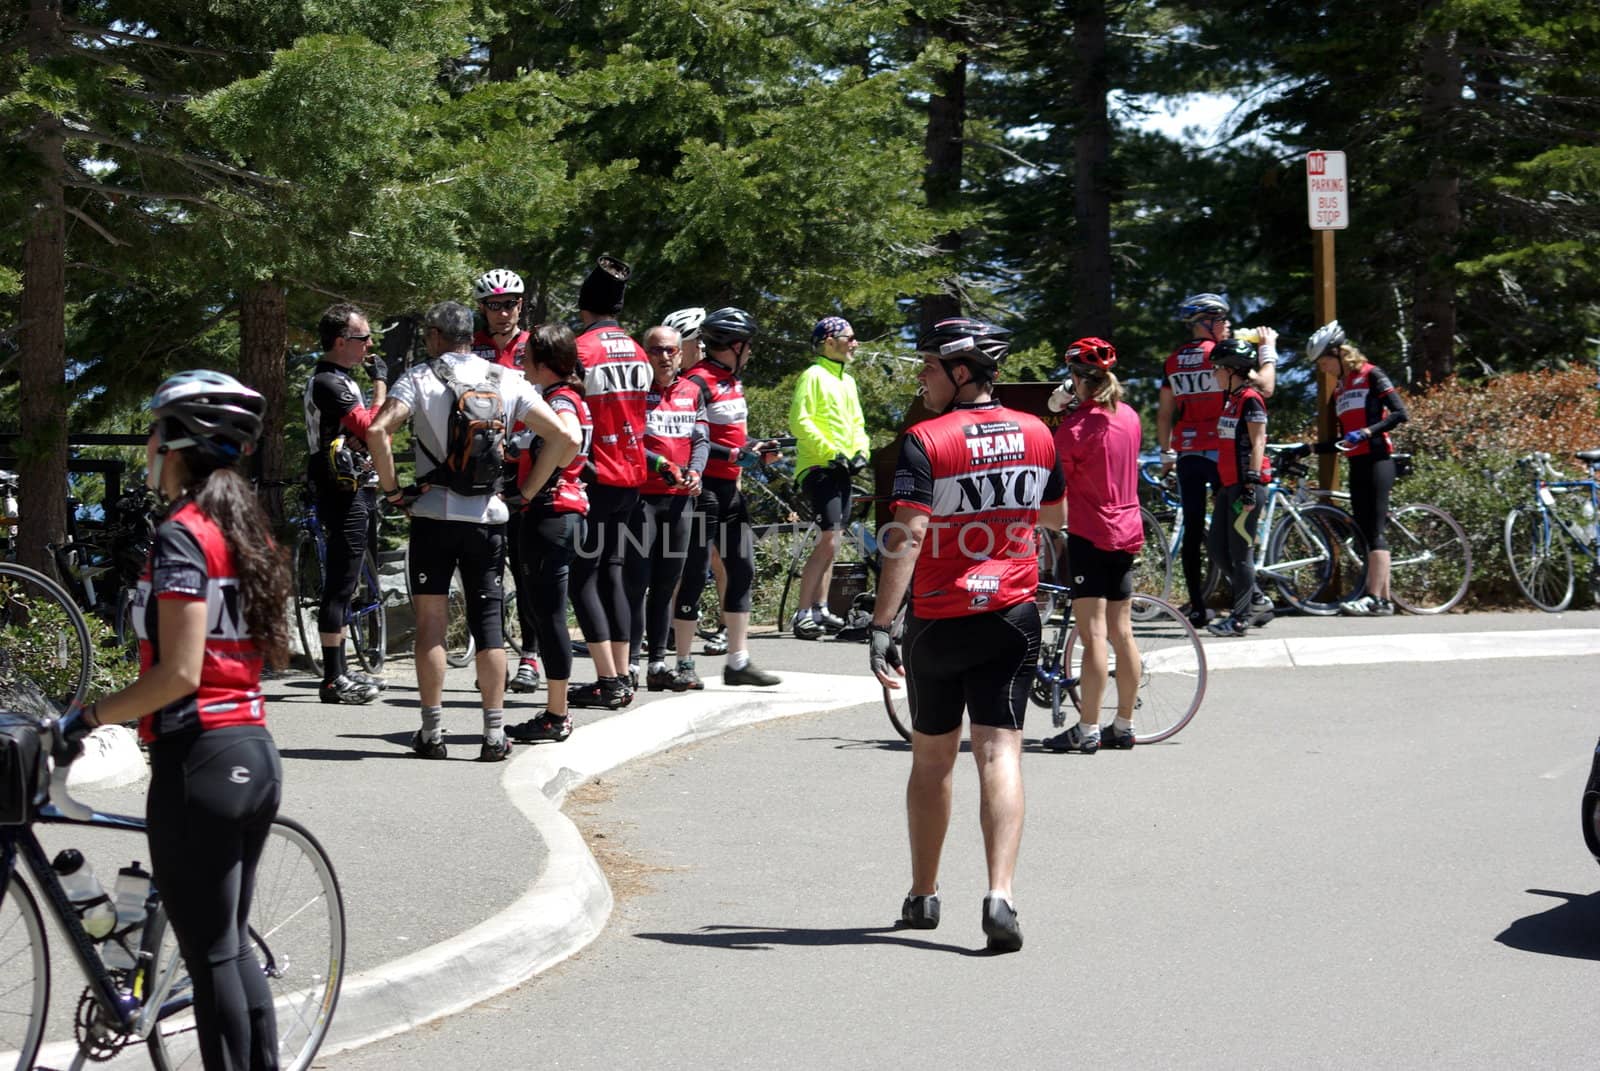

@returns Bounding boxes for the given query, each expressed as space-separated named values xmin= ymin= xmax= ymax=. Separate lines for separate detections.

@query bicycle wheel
xmin=1310 ymin=506 xmax=1368 ymax=609
xmin=1504 ymin=506 xmax=1573 ymax=612
xmin=1062 ymin=595 xmax=1205 ymax=744
xmin=1262 ymin=506 xmax=1347 ymax=615
xmin=114 ymin=585 xmax=141 ymax=666
xmin=774 ymin=523 xmax=819 ymax=631
xmin=291 ymin=532 xmax=324 ymax=675
xmin=347 ymin=550 xmax=387 ymax=673
xmin=881 ymin=593 xmax=914 ymax=741
xmin=444 ymin=568 xmax=475 ymax=667
xmin=1131 ymin=507 xmax=1173 ymax=617
xmin=147 ymin=817 xmax=346 ymax=1071
xmin=1029 ymin=585 xmax=1074 ymax=728
xmin=0 ymin=561 xmax=92 ymax=710
xmin=0 ymin=873 xmax=49 ymax=1071
xmin=1387 ymin=503 xmax=1472 ymax=614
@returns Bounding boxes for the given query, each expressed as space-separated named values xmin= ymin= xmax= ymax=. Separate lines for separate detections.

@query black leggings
xmin=570 ymin=483 xmax=639 ymax=645
xmin=1210 ymin=484 xmax=1262 ymax=619
xmin=676 ymin=477 xmax=755 ymax=621
xmin=626 ymin=494 xmax=695 ymax=664
xmin=147 ymin=726 xmax=282 ymax=1071
xmin=1347 ymin=455 xmax=1396 ymax=551
xmin=315 ymin=488 xmax=375 ymax=635
xmin=518 ymin=510 xmax=582 ymax=681
xmin=505 ymin=511 xmax=540 ymax=659
xmin=1175 ymin=453 xmax=1221 ymax=605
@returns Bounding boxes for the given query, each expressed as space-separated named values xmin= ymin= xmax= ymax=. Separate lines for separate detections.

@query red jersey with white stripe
xmin=1217 ymin=387 xmax=1270 ymax=488
xmin=134 ymin=500 xmax=267 ymax=743
xmin=472 ymin=329 xmax=529 ymax=370
xmin=576 ymin=320 xmax=650 ymax=488
xmin=1162 ymin=339 xmax=1223 ymax=453
xmin=520 ymin=384 xmax=592 ymax=515
xmin=1335 ymin=363 xmax=1399 ymax=458
xmin=891 ymin=401 xmax=1065 ymax=619
xmin=642 ymin=376 xmax=702 ymax=495
xmin=684 ymin=358 xmax=747 ymax=482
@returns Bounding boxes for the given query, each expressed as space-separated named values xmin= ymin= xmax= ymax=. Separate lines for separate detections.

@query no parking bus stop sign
xmin=1307 ymin=150 xmax=1349 ymax=230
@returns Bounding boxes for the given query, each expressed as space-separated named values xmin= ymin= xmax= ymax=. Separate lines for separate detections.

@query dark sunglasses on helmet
xmin=481 ymin=299 xmax=520 ymax=312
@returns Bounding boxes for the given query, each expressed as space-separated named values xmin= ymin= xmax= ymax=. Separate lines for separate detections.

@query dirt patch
xmin=567 ymin=776 xmax=684 ymax=901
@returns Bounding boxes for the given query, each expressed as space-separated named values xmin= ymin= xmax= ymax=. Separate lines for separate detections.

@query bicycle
xmin=278 ymin=483 xmax=389 ymax=677
xmin=1502 ymin=449 xmax=1600 ymax=612
xmin=882 ymin=529 xmax=1206 ymax=744
xmin=0 ymin=562 xmax=92 ymax=712
xmin=0 ymin=718 xmax=345 ymax=1071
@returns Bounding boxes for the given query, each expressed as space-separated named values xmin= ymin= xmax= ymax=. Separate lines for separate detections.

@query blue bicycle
xmin=281 ymin=485 xmax=388 ymax=676
xmin=1504 ymin=449 xmax=1600 ymax=611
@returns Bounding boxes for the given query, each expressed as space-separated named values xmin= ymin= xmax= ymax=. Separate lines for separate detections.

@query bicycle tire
xmin=1584 ymin=788 xmax=1600 ymax=869
xmin=1387 ymin=503 xmax=1472 ymax=614
xmin=0 ymin=561 xmax=93 ymax=710
xmin=147 ymin=816 xmax=346 ymax=1071
xmin=774 ymin=524 xmax=819 ymax=631
xmin=1310 ymin=506 xmax=1368 ymax=609
xmin=290 ymin=532 xmax=324 ymax=675
xmin=0 ymin=873 xmax=49 ymax=1071
xmin=1062 ymin=595 xmax=1205 ymax=744
xmin=1504 ymin=506 xmax=1573 ymax=612
xmin=1029 ymin=585 xmax=1074 ymax=724
xmin=113 ymin=585 xmax=141 ymax=666
xmin=1131 ymin=507 xmax=1173 ymax=617
xmin=348 ymin=550 xmax=387 ymax=673
xmin=444 ymin=568 xmax=476 ymax=667
xmin=1262 ymin=505 xmax=1351 ymax=615
xmin=881 ymin=593 xmax=913 ymax=742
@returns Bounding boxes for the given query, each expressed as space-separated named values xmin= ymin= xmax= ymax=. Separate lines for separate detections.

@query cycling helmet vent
xmin=1178 ymin=292 xmax=1230 ymax=323
xmin=149 ymin=370 xmax=265 ymax=457
xmin=916 ymin=318 xmax=1011 ymax=368
xmin=1063 ymin=336 xmax=1117 ymax=371
xmin=662 ymin=307 xmax=707 ymax=341
xmin=1306 ymin=320 xmax=1347 ymax=361
xmin=473 ymin=269 xmax=524 ymax=301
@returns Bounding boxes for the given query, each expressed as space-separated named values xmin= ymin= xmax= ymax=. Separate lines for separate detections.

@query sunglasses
xmin=647 ymin=345 xmax=680 ymax=355
xmin=481 ymin=300 xmax=520 ymax=312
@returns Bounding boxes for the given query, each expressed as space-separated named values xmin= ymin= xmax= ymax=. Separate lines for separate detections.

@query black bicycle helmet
xmin=699 ymin=307 xmax=759 ymax=348
xmin=1178 ymin=292 xmax=1231 ymax=323
xmin=149 ymin=370 xmax=265 ymax=462
xmin=1211 ymin=338 xmax=1259 ymax=374
xmin=917 ymin=317 xmax=1012 ymax=371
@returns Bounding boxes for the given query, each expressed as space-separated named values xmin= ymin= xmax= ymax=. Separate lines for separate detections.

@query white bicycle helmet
xmin=472 ymin=269 xmax=524 ymax=301
xmin=148 ymin=369 xmax=265 ymax=474
xmin=1306 ymin=320 xmax=1347 ymax=361
xmin=662 ymin=306 xmax=707 ymax=341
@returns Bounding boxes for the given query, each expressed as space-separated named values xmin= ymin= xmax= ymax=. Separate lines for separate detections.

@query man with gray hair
xmin=368 ymin=301 xmax=579 ymax=762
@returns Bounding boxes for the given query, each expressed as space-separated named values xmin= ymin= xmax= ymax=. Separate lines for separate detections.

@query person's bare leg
xmin=970 ymin=724 xmax=1025 ymax=899
xmin=724 ymin=610 xmax=750 ymax=662
xmin=907 ymin=726 xmax=961 ymax=896
xmin=1074 ymin=595 xmax=1109 ymax=730
xmin=546 ymin=679 xmax=569 ymax=716
xmin=1367 ymin=549 xmax=1392 ymax=600
xmin=798 ymin=528 xmax=842 ymax=609
xmin=413 ymin=594 xmax=447 ymax=709
xmin=1105 ymin=597 xmax=1141 ymax=718
xmin=475 ymin=643 xmax=507 ymax=712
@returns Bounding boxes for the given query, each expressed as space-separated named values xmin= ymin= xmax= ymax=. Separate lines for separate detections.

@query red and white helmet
xmin=1062 ymin=336 xmax=1117 ymax=371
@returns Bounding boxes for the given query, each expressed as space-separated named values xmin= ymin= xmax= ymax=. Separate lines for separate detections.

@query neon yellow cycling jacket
xmin=789 ymin=355 xmax=871 ymax=479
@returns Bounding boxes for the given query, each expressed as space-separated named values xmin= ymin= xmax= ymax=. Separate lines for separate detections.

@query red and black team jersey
xmin=1217 ymin=387 xmax=1270 ymax=488
xmin=1335 ymin=363 xmax=1403 ymax=458
xmin=642 ymin=376 xmax=702 ymax=495
xmin=684 ymin=358 xmax=747 ymax=482
xmin=891 ymin=401 xmax=1066 ymax=619
xmin=1162 ymin=338 xmax=1223 ymax=453
xmin=576 ymin=320 xmax=650 ymax=488
xmin=521 ymin=384 xmax=592 ymax=515
xmin=134 ymin=501 xmax=267 ymax=743
xmin=302 ymin=361 xmax=379 ymax=491
xmin=472 ymin=328 xmax=529 ymax=370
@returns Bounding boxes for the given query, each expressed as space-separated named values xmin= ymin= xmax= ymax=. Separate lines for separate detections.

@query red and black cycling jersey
xmin=520 ymin=384 xmax=592 ymax=515
xmin=472 ymin=328 xmax=529 ymax=370
xmin=576 ymin=320 xmax=650 ymax=488
xmin=891 ymin=401 xmax=1065 ymax=619
xmin=642 ymin=376 xmax=702 ymax=495
xmin=684 ymin=358 xmax=748 ymax=482
xmin=302 ymin=361 xmax=378 ymax=491
xmin=134 ymin=500 xmax=267 ymax=744
xmin=1161 ymin=339 xmax=1223 ymax=453
xmin=1217 ymin=386 xmax=1270 ymax=488
xmin=1334 ymin=362 xmax=1408 ymax=458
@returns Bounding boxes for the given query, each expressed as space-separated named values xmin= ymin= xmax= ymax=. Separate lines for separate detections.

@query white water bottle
xmin=1583 ymin=498 xmax=1598 ymax=544
xmin=52 ymin=849 xmax=116 ymax=939
xmin=103 ymin=861 xmax=153 ymax=970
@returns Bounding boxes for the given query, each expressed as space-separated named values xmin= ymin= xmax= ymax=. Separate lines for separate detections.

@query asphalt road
xmin=325 ymin=621 xmax=1600 ymax=1070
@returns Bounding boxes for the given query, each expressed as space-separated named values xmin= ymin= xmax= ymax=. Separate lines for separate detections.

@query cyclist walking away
xmin=1308 ymin=321 xmax=1411 ymax=617
xmin=507 ymin=325 xmax=592 ymax=745
xmin=1039 ymin=338 xmax=1145 ymax=754
xmin=1206 ymin=339 xmax=1271 ymax=638
xmin=58 ymin=370 xmax=290 ymax=1070
xmin=788 ymin=315 xmax=871 ymax=639
xmin=304 ymin=303 xmax=386 ymax=704
xmin=626 ymin=323 xmax=708 ymax=692
xmin=368 ymin=301 xmax=576 ymax=762
xmin=1155 ymin=292 xmax=1278 ymax=626
xmin=471 ymin=268 xmax=543 ymax=691
xmin=674 ymin=307 xmax=782 ymax=687
xmin=568 ymin=255 xmax=653 ymax=709
xmin=868 ymin=318 xmax=1065 ymax=953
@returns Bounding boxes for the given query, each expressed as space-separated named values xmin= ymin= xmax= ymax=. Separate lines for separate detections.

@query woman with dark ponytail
xmin=59 ymin=369 xmax=289 ymax=1070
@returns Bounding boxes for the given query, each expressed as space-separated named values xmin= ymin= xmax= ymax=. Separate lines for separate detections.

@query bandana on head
xmin=811 ymin=316 xmax=852 ymax=347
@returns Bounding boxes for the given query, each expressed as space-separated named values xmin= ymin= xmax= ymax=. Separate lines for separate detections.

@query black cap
xmin=577 ymin=254 xmax=630 ymax=314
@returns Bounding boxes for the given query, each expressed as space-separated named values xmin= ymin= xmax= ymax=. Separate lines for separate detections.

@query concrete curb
xmin=1200 ymin=626 xmax=1600 ymax=671
xmin=320 ymin=671 xmax=883 ymax=1055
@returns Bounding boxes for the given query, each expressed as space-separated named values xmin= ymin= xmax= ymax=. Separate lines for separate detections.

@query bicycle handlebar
xmin=48 ymin=759 xmax=94 ymax=822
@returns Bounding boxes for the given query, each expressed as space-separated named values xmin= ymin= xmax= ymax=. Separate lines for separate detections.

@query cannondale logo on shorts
xmin=417 ymin=572 xmax=428 ymax=586
xmin=229 ymin=766 xmax=251 ymax=785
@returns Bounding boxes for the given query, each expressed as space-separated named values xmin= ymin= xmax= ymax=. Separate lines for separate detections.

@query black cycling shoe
xmin=1040 ymin=724 xmax=1099 ymax=754
xmin=568 ymin=679 xmax=629 ymax=710
xmin=901 ymin=893 xmax=940 ymax=930
xmin=476 ymin=736 xmax=512 ymax=762
xmin=347 ymin=670 xmax=387 ymax=692
xmin=1248 ymin=596 xmax=1275 ymax=628
xmin=319 ymin=674 xmax=380 ymax=705
xmin=982 ymin=895 xmax=1023 ymax=953
xmin=507 ymin=712 xmax=573 ymax=744
xmin=646 ymin=666 xmax=682 ymax=692
xmin=1101 ymin=724 xmax=1136 ymax=750
xmin=724 ymin=662 xmax=781 ymax=687
xmin=410 ymin=730 xmax=447 ymax=760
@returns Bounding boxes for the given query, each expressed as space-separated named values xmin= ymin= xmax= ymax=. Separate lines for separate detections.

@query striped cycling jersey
xmin=519 ymin=384 xmax=592 ymax=515
xmin=684 ymin=358 xmax=748 ymax=482
xmin=1217 ymin=387 xmax=1270 ymax=488
xmin=1162 ymin=338 xmax=1222 ymax=453
xmin=642 ymin=376 xmax=702 ymax=495
xmin=576 ymin=320 xmax=651 ymax=488
xmin=1334 ymin=363 xmax=1404 ymax=458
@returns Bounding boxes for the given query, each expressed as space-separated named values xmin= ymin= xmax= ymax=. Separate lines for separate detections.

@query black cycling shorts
xmin=802 ymin=467 xmax=854 ymax=532
xmin=1064 ymin=532 xmax=1135 ymax=601
xmin=407 ymin=516 xmax=507 ymax=648
xmin=903 ymin=599 xmax=1040 ymax=735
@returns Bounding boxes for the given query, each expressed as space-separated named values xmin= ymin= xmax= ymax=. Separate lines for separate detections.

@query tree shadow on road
xmin=1495 ymin=889 xmax=1600 ymax=961
xmin=635 ymin=923 xmax=993 ymax=956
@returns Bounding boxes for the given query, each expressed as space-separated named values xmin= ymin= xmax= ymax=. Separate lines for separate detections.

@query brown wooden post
xmin=1313 ymin=229 xmax=1340 ymax=491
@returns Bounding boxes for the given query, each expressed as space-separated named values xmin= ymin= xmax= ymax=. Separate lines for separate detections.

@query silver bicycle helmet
xmin=662 ymin=307 xmax=708 ymax=341
xmin=1306 ymin=320 xmax=1347 ymax=361
xmin=472 ymin=269 xmax=524 ymax=302
xmin=149 ymin=370 xmax=265 ymax=460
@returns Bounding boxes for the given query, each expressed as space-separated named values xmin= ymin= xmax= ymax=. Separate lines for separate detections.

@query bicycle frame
xmin=1523 ymin=466 xmax=1600 ymax=562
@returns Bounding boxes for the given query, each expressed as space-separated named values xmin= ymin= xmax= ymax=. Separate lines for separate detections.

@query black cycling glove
xmin=367 ymin=354 xmax=389 ymax=384
xmin=868 ymin=623 xmax=903 ymax=680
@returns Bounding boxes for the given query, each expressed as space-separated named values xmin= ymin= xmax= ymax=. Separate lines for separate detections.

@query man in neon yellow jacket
xmin=787 ymin=316 xmax=871 ymax=638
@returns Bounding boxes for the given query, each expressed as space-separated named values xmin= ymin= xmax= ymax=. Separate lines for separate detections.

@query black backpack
xmin=417 ymin=359 xmax=507 ymax=496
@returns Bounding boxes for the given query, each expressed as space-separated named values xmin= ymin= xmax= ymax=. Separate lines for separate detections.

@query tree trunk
xmin=1412 ymin=29 xmax=1461 ymax=387
xmin=239 ymin=279 xmax=288 ymax=516
xmin=920 ymin=19 xmax=967 ymax=333
xmin=17 ymin=0 xmax=68 ymax=575
xmin=1069 ymin=0 xmax=1114 ymax=342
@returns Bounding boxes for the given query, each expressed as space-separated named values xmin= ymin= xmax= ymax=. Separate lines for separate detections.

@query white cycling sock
xmin=1113 ymin=716 xmax=1133 ymax=734
xmin=482 ymin=708 xmax=504 ymax=747
xmin=420 ymin=705 xmax=444 ymax=743
xmin=727 ymin=650 xmax=750 ymax=671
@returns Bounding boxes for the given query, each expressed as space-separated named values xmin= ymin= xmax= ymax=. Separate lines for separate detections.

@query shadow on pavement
xmin=277 ymin=730 xmax=486 ymax=762
xmin=634 ymin=924 xmax=988 ymax=956
xmin=804 ymin=735 xmax=914 ymax=753
xmin=1495 ymin=889 xmax=1600 ymax=961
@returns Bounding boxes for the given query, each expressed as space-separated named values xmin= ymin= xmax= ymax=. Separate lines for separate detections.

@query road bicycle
xmin=280 ymin=484 xmax=389 ymax=677
xmin=0 ymin=719 xmax=345 ymax=1071
xmin=47 ymin=489 xmax=157 ymax=667
xmin=882 ymin=529 xmax=1206 ymax=744
xmin=0 ymin=562 xmax=92 ymax=712
xmin=1502 ymin=449 xmax=1600 ymax=612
